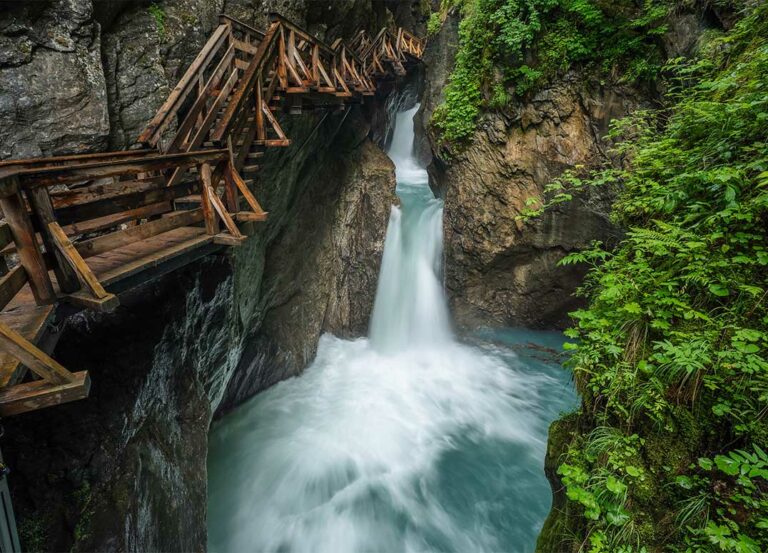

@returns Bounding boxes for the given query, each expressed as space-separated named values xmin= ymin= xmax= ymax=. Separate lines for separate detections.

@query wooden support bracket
xmin=48 ymin=222 xmax=118 ymax=309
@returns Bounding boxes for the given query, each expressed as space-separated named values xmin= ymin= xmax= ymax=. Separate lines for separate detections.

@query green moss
xmin=18 ymin=516 xmax=47 ymax=553
xmin=148 ymin=3 xmax=167 ymax=39
xmin=70 ymin=482 xmax=94 ymax=550
xmin=427 ymin=12 xmax=442 ymax=35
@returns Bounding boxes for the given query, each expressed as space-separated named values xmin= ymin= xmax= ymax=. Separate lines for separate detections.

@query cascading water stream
xmin=207 ymin=107 xmax=576 ymax=553
xmin=370 ymin=107 xmax=451 ymax=352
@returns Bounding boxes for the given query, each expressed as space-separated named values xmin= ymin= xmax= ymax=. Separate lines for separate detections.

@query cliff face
xmin=417 ymin=5 xmax=712 ymax=331
xmin=0 ymin=0 xmax=410 ymax=550
xmin=417 ymin=10 xmax=638 ymax=329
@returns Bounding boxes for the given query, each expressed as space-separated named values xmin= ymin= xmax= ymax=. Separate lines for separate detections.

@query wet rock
xmin=0 ymin=0 xmax=109 ymax=159
xmin=424 ymin=77 xmax=633 ymax=329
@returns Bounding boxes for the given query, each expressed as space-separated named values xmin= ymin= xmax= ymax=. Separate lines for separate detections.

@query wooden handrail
xmin=137 ymin=24 xmax=230 ymax=146
xmin=212 ymin=21 xmax=281 ymax=142
xmin=219 ymin=14 xmax=266 ymax=40
xmin=14 ymin=149 xmax=229 ymax=189
xmin=0 ymin=150 xmax=156 ymax=179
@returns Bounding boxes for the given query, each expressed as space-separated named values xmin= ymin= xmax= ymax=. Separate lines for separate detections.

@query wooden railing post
xmin=26 ymin=186 xmax=81 ymax=294
xmin=199 ymin=163 xmax=219 ymax=235
xmin=0 ymin=178 xmax=55 ymax=305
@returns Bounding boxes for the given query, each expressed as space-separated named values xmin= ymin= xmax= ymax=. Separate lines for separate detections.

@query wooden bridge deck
xmin=0 ymin=12 xmax=424 ymax=416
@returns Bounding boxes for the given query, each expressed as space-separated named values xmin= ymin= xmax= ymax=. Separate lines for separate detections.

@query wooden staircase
xmin=0 ymin=12 xmax=424 ymax=416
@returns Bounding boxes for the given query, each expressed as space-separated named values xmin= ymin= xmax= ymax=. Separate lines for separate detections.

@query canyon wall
xmin=0 ymin=0 xmax=420 ymax=550
xmin=416 ymin=7 xmax=701 ymax=330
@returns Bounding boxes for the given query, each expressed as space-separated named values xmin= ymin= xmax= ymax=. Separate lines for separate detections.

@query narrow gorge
xmin=0 ymin=1 xmax=766 ymax=553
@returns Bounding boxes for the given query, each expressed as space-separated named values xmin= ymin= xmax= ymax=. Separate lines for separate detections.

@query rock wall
xmin=417 ymin=11 xmax=638 ymax=329
xmin=0 ymin=0 xmax=415 ymax=550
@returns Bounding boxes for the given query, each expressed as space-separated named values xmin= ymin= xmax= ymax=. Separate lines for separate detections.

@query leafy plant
xmin=148 ymin=3 xmax=167 ymax=39
xmin=529 ymin=3 xmax=768 ymax=550
xmin=431 ymin=0 xmax=669 ymax=147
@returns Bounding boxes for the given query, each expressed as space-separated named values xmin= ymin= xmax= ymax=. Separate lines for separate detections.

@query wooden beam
xmin=27 ymin=187 xmax=81 ymax=293
xmin=199 ymin=164 xmax=219 ymax=235
xmin=0 ymin=370 xmax=90 ymax=417
xmin=63 ymin=291 xmax=120 ymax=313
xmin=17 ymin=150 xmax=228 ymax=189
xmin=213 ymin=233 xmax=247 ymax=246
xmin=48 ymin=222 xmax=111 ymax=301
xmin=0 ymin=321 xmax=74 ymax=385
xmin=53 ymin=180 xmax=197 ymax=226
xmin=0 ymin=186 xmax=55 ymax=305
xmin=226 ymin=162 xmax=266 ymax=216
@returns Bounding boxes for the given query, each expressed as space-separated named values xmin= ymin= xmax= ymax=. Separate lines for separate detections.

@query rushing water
xmin=207 ymin=107 xmax=577 ymax=553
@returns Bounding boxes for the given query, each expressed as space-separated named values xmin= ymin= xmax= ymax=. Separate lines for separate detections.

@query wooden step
xmin=246 ymin=151 xmax=264 ymax=160
xmin=242 ymin=165 xmax=260 ymax=173
xmin=84 ymin=227 xmax=215 ymax=288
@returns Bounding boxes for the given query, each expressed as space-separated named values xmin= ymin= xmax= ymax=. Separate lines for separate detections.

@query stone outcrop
xmin=432 ymin=78 xmax=634 ymax=329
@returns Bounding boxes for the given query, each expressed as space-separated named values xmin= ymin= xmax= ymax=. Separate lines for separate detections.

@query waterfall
xmin=370 ymin=106 xmax=451 ymax=352
xmin=208 ymin=107 xmax=577 ymax=553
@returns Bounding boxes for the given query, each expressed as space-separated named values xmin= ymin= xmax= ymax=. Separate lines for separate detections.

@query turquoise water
xmin=207 ymin=108 xmax=577 ymax=552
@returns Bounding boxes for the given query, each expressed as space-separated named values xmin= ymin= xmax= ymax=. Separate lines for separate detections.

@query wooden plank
xmin=62 ymin=202 xmax=171 ymax=236
xmin=48 ymin=222 xmax=110 ymax=300
xmin=0 ymin=187 xmax=55 ymax=305
xmin=54 ymin=181 xmax=197 ymax=226
xmin=89 ymin=228 xmax=212 ymax=286
xmin=0 ymin=370 xmax=90 ymax=417
xmin=27 ymin=187 xmax=81 ymax=293
xmin=17 ymin=149 xmax=228 ymax=188
xmin=75 ymin=209 xmax=204 ymax=259
xmin=0 ymin=321 xmax=74 ymax=384
xmin=50 ymin=178 xmax=164 ymax=209
xmin=234 ymin=39 xmax=259 ymax=55
xmin=261 ymin=100 xmax=288 ymax=140
xmin=219 ymin=14 xmax=266 ymax=41
xmin=0 ymin=266 xmax=27 ymax=311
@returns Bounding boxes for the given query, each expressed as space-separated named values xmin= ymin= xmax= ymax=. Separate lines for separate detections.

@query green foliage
xmin=529 ymin=3 xmax=768 ymax=551
xmin=431 ymin=0 xmax=669 ymax=147
xmin=148 ymin=3 xmax=167 ymax=39
xmin=427 ymin=12 xmax=443 ymax=35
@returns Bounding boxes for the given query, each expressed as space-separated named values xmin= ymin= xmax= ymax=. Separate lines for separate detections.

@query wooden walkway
xmin=0 ymin=13 xmax=424 ymax=416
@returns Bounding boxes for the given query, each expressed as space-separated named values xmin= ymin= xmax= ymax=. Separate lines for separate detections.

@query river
xmin=207 ymin=106 xmax=576 ymax=553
